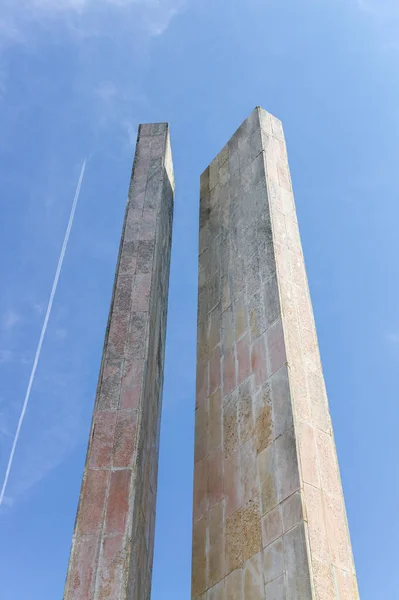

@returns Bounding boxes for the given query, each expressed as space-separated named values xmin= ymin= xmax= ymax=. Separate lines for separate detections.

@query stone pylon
xmin=64 ymin=124 xmax=174 ymax=600
xmin=193 ymin=107 xmax=359 ymax=599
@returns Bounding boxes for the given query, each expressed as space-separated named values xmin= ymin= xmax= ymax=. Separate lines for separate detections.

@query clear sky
xmin=0 ymin=0 xmax=398 ymax=598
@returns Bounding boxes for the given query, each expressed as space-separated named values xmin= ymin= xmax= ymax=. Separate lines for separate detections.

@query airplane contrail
xmin=0 ymin=160 xmax=86 ymax=507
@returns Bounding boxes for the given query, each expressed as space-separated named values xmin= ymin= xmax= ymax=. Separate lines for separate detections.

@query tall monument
xmin=64 ymin=123 xmax=174 ymax=600
xmin=193 ymin=107 xmax=359 ymax=599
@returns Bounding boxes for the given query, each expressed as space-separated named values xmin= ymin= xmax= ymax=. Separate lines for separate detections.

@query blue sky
xmin=0 ymin=0 xmax=398 ymax=598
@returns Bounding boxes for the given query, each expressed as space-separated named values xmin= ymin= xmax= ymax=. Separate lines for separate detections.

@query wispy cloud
xmin=356 ymin=0 xmax=399 ymax=18
xmin=355 ymin=0 xmax=399 ymax=53
xmin=2 ymin=310 xmax=22 ymax=332
xmin=10 ymin=393 xmax=83 ymax=499
xmin=55 ymin=328 xmax=68 ymax=340
xmin=386 ymin=332 xmax=399 ymax=345
xmin=0 ymin=161 xmax=86 ymax=508
xmin=0 ymin=405 xmax=11 ymax=438
xmin=0 ymin=350 xmax=31 ymax=366
xmin=0 ymin=350 xmax=13 ymax=364
xmin=0 ymin=0 xmax=183 ymax=510
xmin=1 ymin=0 xmax=184 ymax=43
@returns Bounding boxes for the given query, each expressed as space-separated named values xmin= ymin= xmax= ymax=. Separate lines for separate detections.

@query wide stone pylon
xmin=64 ymin=123 xmax=174 ymax=600
xmin=193 ymin=107 xmax=359 ymax=599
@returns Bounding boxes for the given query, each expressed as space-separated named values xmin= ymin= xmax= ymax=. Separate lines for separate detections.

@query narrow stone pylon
xmin=193 ymin=107 xmax=359 ymax=599
xmin=64 ymin=124 xmax=174 ymax=600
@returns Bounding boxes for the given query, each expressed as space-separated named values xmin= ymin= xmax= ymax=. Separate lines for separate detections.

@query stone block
xmin=105 ymin=470 xmax=131 ymax=535
xmin=246 ymin=252 xmax=262 ymax=297
xmin=297 ymin=421 xmax=320 ymax=488
xmin=224 ymin=568 xmax=243 ymax=600
xmin=313 ymin=559 xmax=335 ymax=600
xmin=248 ymin=291 xmax=266 ymax=342
xmin=264 ymin=575 xmax=286 ymax=600
xmin=283 ymin=523 xmax=313 ymax=600
xmin=226 ymin=508 xmax=244 ymax=574
xmin=281 ymin=492 xmax=303 ymax=533
xmin=89 ymin=411 xmax=117 ymax=469
xmin=263 ymin=537 xmax=284 ymax=584
xmin=253 ymin=382 xmax=273 ymax=454
xmin=208 ymin=501 xmax=226 ymax=587
xmin=96 ymin=534 xmax=126 ymax=599
xmin=98 ymin=358 xmax=124 ymax=410
xmin=258 ymin=444 xmax=278 ymax=516
xmin=251 ymin=335 xmax=268 ymax=388
xmin=198 ymin=321 xmax=209 ymax=366
xmin=243 ymin=552 xmax=264 ymax=600
xmin=209 ymin=388 xmax=222 ymax=453
xmin=196 ymin=361 xmax=209 ymax=408
xmin=307 ymin=370 xmax=330 ymax=433
xmin=208 ymin=305 xmax=221 ymax=352
xmin=195 ymin=395 xmax=209 ymax=464
xmin=261 ymin=505 xmax=283 ymax=549
xmin=335 ymin=567 xmax=359 ymax=600
xmin=193 ymin=458 xmax=209 ymax=522
xmin=234 ymin=293 xmax=248 ymax=341
xmin=208 ymin=581 xmax=224 ymax=600
xmin=209 ymin=446 xmax=224 ymax=508
xmin=224 ymin=449 xmax=242 ymax=518
xmin=324 ymin=493 xmax=352 ymax=571
xmin=77 ymin=470 xmax=108 ymax=536
xmin=237 ymin=333 xmax=251 ymax=386
xmin=275 ymin=428 xmax=300 ymax=503
xmin=129 ymin=312 xmax=148 ymax=359
xmin=304 ymin=484 xmax=330 ymax=563
xmin=113 ymin=410 xmax=138 ymax=468
xmin=66 ymin=537 xmax=99 ymax=600
xmin=266 ymin=319 xmax=286 ymax=377
xmin=242 ymin=496 xmax=262 ymax=561
xmin=223 ymin=390 xmax=239 ymax=459
xmin=263 ymin=274 xmax=280 ymax=330
xmin=222 ymin=306 xmax=235 ymax=351
xmin=192 ymin=516 xmax=207 ymax=598
xmin=270 ymin=365 xmax=293 ymax=439
xmin=223 ymin=347 xmax=237 ymax=398
xmin=316 ymin=429 xmax=342 ymax=498
xmin=120 ymin=358 xmax=144 ymax=410
xmin=240 ymin=437 xmax=259 ymax=504
xmin=210 ymin=346 xmax=222 ymax=395
xmin=238 ymin=378 xmax=254 ymax=445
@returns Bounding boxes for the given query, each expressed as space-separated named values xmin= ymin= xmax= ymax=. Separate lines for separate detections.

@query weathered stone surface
xmin=193 ymin=108 xmax=358 ymax=599
xmin=243 ymin=552 xmax=264 ymax=600
xmin=261 ymin=505 xmax=283 ymax=549
xmin=64 ymin=123 xmax=174 ymax=600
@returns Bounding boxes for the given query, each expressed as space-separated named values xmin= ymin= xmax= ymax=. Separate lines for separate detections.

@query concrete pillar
xmin=193 ymin=107 xmax=358 ymax=599
xmin=64 ymin=123 xmax=174 ymax=600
